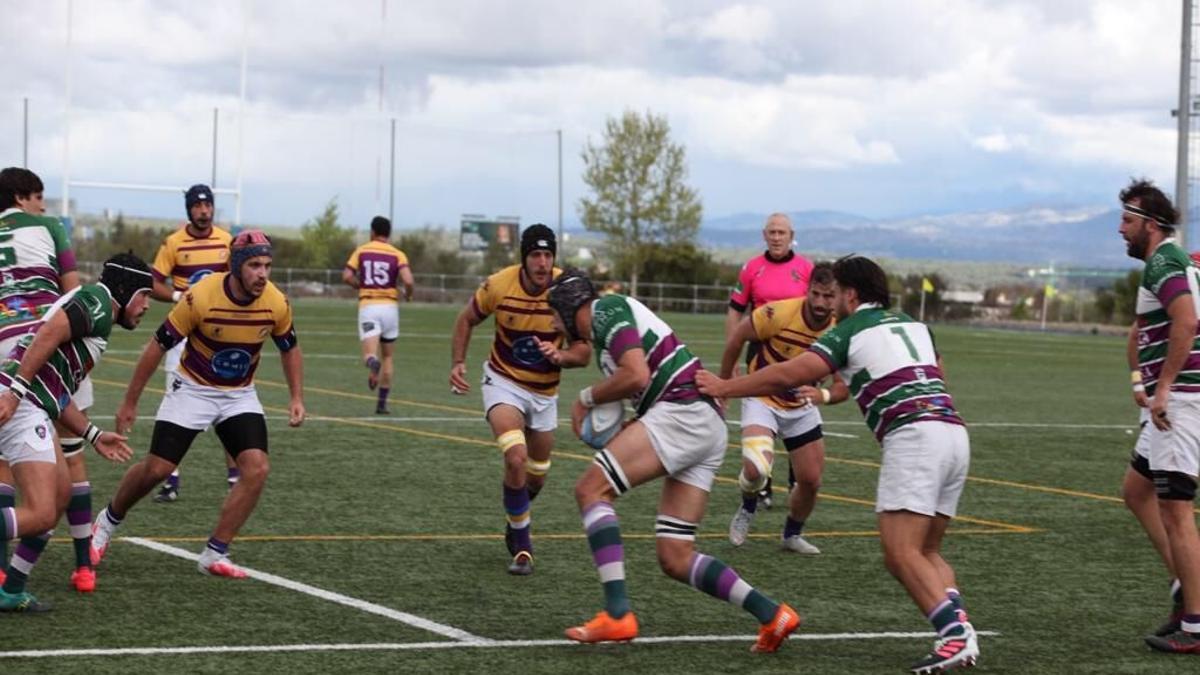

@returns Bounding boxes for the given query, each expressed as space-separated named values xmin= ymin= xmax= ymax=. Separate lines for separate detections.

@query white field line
xmin=0 ymin=630 xmax=1002 ymax=659
xmin=124 ymin=537 xmax=488 ymax=644
xmin=100 ymin=411 xmax=1135 ymax=433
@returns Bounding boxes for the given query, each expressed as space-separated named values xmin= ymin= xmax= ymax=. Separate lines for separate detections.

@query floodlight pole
xmin=212 ymin=107 xmax=219 ymax=187
xmin=22 ymin=98 xmax=28 ymax=168
xmin=61 ymin=0 xmax=74 ymax=219
xmin=389 ymin=118 xmax=396 ymax=225
xmin=557 ymin=128 xmax=563 ymax=244
xmin=1176 ymin=0 xmax=1193 ymax=247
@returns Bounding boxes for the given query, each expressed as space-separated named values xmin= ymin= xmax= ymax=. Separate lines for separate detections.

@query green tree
xmin=579 ymin=110 xmax=702 ymax=296
xmin=299 ymin=199 xmax=356 ymax=269
xmin=1111 ymin=270 xmax=1141 ymax=325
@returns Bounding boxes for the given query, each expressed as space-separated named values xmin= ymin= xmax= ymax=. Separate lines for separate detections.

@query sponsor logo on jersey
xmin=511 ymin=336 xmax=547 ymax=366
xmin=188 ymin=269 xmax=215 ymax=285
xmin=212 ymin=348 xmax=253 ymax=380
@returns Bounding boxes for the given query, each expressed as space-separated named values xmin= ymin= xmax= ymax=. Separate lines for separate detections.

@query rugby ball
xmin=580 ymin=401 xmax=625 ymax=450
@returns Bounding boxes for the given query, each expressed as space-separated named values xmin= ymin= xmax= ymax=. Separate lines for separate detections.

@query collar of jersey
xmin=223 ymin=274 xmax=257 ymax=307
xmin=854 ymin=302 xmax=883 ymax=314
xmin=763 ymin=249 xmax=795 ymax=263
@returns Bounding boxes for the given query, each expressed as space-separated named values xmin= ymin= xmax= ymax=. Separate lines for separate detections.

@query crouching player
xmin=722 ymin=261 xmax=846 ymax=553
xmin=547 ymin=270 xmax=800 ymax=652
xmin=0 ymin=254 xmax=149 ymax=611
xmin=697 ymin=255 xmax=979 ymax=673
xmin=92 ymin=231 xmax=305 ymax=578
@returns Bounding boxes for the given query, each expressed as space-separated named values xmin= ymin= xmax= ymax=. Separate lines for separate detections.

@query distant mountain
xmin=699 ymin=206 xmax=1132 ymax=267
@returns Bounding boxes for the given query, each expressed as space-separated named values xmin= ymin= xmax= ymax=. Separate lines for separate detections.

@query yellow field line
xmin=94 ymin=363 xmax=1038 ymax=535
xmin=122 ymin=528 xmax=1029 ymax=545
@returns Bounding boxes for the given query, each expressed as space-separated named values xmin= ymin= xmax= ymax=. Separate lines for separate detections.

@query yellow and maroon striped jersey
xmin=162 ymin=272 xmax=296 ymax=389
xmin=749 ymin=297 xmax=835 ymax=409
xmin=471 ymin=265 xmax=563 ymax=395
xmin=344 ymin=240 xmax=409 ymax=307
xmin=151 ymin=225 xmax=233 ymax=293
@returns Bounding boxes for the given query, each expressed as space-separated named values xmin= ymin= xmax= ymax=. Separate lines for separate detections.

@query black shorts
xmin=149 ymin=413 xmax=269 ymax=464
xmin=784 ymin=425 xmax=824 ymax=452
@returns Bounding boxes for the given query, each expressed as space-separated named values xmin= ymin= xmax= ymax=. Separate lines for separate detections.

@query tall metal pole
xmin=211 ymin=107 xmax=219 ymax=187
xmin=1176 ymin=0 xmax=1193 ymax=247
xmin=556 ymin=128 xmax=563 ymax=244
xmin=389 ymin=118 xmax=396 ymax=225
xmin=62 ymin=0 xmax=73 ymax=219
xmin=235 ymin=0 xmax=248 ymax=228
xmin=22 ymin=98 xmax=28 ymax=168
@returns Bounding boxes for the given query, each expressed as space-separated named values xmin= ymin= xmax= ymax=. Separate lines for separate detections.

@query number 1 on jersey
xmin=889 ymin=326 xmax=919 ymax=360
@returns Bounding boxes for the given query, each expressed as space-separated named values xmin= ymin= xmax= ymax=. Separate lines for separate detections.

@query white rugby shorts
xmin=358 ymin=303 xmax=400 ymax=342
xmin=480 ymin=362 xmax=558 ymax=432
xmin=0 ymin=385 xmax=56 ymax=465
xmin=639 ymin=399 xmax=728 ymax=492
xmin=1146 ymin=393 xmax=1200 ymax=478
xmin=740 ymin=396 xmax=822 ymax=445
xmin=876 ymin=421 xmax=970 ymax=517
xmin=155 ymin=375 xmax=265 ymax=431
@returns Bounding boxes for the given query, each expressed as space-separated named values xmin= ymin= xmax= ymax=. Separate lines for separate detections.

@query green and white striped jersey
xmin=810 ymin=304 xmax=962 ymax=442
xmin=0 ymin=209 xmax=76 ymax=343
xmin=0 ymin=284 xmax=113 ymax=419
xmin=590 ymin=294 xmax=707 ymax=418
xmin=1135 ymin=239 xmax=1200 ymax=396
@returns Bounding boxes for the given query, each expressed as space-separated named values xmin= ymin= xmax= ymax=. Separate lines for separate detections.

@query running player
xmin=448 ymin=224 xmax=589 ymax=575
xmin=721 ymin=262 xmax=846 ymax=553
xmin=149 ymin=184 xmax=235 ymax=503
xmin=726 ymin=213 xmax=814 ymax=507
xmin=0 ymin=253 xmax=150 ymax=612
xmin=697 ymin=256 xmax=980 ymax=672
xmin=0 ymin=167 xmax=102 ymax=594
xmin=342 ymin=216 xmax=414 ymax=414
xmin=92 ymin=231 xmax=305 ymax=578
xmin=547 ymin=270 xmax=801 ymax=652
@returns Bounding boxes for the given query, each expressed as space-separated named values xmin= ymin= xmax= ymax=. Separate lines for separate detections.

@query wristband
xmin=820 ymin=388 xmax=832 ymax=404
xmin=8 ymin=375 xmax=31 ymax=400
xmin=1131 ymin=370 xmax=1143 ymax=384
xmin=83 ymin=423 xmax=102 ymax=446
xmin=172 ymin=290 xmax=183 ymax=302
xmin=1133 ymin=383 xmax=1146 ymax=393
xmin=579 ymin=386 xmax=596 ymax=408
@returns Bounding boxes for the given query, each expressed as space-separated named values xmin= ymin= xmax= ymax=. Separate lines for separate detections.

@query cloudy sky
xmin=0 ymin=0 xmax=1186 ymax=232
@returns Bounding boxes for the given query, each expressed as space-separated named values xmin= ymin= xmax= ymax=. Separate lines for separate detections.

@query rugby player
xmin=149 ymin=184 xmax=235 ymax=503
xmin=0 ymin=253 xmax=150 ymax=611
xmin=448 ymin=224 xmax=589 ymax=575
xmin=547 ymin=270 xmax=800 ymax=652
xmin=698 ymin=256 xmax=980 ymax=672
xmin=342 ymin=216 xmax=414 ymax=414
xmin=92 ymin=231 xmax=305 ymax=578
xmin=721 ymin=262 xmax=846 ymax=553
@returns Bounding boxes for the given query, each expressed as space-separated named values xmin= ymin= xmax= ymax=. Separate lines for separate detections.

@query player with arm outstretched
xmin=447 ymin=224 xmax=590 ymax=575
xmin=721 ymin=262 xmax=847 ymax=553
xmin=342 ymin=216 xmax=414 ymax=414
xmin=0 ymin=166 xmax=106 ymax=594
xmin=698 ymin=256 xmax=979 ymax=673
xmin=148 ymin=184 xmax=235 ymax=503
xmin=0 ymin=254 xmax=150 ymax=612
xmin=91 ymin=231 xmax=305 ymax=579
xmin=549 ymin=270 xmax=801 ymax=653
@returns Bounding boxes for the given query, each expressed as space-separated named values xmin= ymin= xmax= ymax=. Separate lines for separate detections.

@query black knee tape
xmin=1153 ymin=470 xmax=1198 ymax=501
xmin=214 ymin=413 xmax=269 ymax=459
xmin=149 ymin=421 xmax=203 ymax=465
xmin=784 ymin=425 xmax=823 ymax=451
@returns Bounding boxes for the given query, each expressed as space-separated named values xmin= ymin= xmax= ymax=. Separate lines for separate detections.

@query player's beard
xmin=1125 ymin=229 xmax=1148 ymax=260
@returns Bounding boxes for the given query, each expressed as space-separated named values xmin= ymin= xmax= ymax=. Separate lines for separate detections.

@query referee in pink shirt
xmin=725 ymin=213 xmax=814 ymax=506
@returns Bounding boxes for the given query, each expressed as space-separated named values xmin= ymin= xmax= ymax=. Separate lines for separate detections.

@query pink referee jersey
xmin=729 ymin=251 xmax=814 ymax=313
